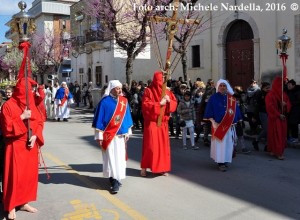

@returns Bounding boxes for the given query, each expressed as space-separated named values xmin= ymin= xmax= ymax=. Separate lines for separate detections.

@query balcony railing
xmin=85 ymin=30 xmax=104 ymax=43
xmin=71 ymin=36 xmax=86 ymax=48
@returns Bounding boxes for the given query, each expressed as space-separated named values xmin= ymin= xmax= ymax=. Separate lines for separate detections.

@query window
xmin=191 ymin=45 xmax=200 ymax=68
xmin=62 ymin=72 xmax=69 ymax=77
xmin=88 ymin=68 xmax=92 ymax=83
xmin=95 ymin=66 xmax=102 ymax=87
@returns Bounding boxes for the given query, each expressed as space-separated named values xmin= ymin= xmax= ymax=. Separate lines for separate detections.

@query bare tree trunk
xmin=182 ymin=51 xmax=188 ymax=81
xmin=126 ymin=53 xmax=134 ymax=87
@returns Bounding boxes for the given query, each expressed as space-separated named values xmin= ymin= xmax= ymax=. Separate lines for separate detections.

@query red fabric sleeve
xmin=33 ymin=119 xmax=44 ymax=147
xmin=166 ymin=90 xmax=177 ymax=113
xmin=142 ymin=88 xmax=161 ymax=119
xmin=265 ymin=93 xmax=280 ymax=119
xmin=142 ymin=88 xmax=177 ymax=122
xmin=0 ymin=101 xmax=44 ymax=147
xmin=0 ymin=102 xmax=27 ymax=138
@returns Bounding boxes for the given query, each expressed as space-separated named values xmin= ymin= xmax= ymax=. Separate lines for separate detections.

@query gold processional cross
xmin=149 ymin=0 xmax=200 ymax=126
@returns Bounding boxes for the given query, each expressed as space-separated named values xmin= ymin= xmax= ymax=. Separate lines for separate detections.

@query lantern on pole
xmin=11 ymin=1 xmax=36 ymax=45
xmin=275 ymin=29 xmax=292 ymax=113
xmin=276 ymin=29 xmax=291 ymax=80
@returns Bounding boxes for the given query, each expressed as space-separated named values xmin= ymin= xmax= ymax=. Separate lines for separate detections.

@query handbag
xmin=179 ymin=120 xmax=186 ymax=127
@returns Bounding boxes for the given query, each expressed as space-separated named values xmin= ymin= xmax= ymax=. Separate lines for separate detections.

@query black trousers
xmin=289 ymin=124 xmax=299 ymax=139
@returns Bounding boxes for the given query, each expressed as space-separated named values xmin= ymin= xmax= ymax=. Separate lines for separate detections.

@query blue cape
xmin=55 ymin=87 xmax=73 ymax=100
xmin=92 ymin=96 xmax=133 ymax=134
xmin=204 ymin=92 xmax=242 ymax=123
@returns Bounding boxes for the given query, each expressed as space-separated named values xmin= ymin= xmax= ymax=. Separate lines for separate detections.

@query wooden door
xmin=226 ymin=39 xmax=254 ymax=90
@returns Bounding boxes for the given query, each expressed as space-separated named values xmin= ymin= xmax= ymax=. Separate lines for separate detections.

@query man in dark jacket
xmin=286 ymin=79 xmax=300 ymax=142
xmin=73 ymin=81 xmax=81 ymax=107
xmin=245 ymin=80 xmax=261 ymax=135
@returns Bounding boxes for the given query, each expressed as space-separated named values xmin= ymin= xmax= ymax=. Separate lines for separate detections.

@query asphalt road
xmin=1 ymin=107 xmax=300 ymax=220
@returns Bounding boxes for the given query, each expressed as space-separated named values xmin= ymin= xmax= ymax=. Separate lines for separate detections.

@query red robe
xmin=35 ymin=85 xmax=47 ymax=122
xmin=0 ymin=77 xmax=44 ymax=212
xmin=141 ymin=71 xmax=177 ymax=173
xmin=265 ymin=77 xmax=291 ymax=157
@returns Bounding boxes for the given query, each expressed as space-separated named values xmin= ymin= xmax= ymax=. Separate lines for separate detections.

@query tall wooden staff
xmin=149 ymin=0 xmax=200 ymax=126
xmin=11 ymin=1 xmax=36 ymax=143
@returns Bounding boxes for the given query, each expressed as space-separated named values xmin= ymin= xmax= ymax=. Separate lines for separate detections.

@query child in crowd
xmin=177 ymin=91 xmax=198 ymax=150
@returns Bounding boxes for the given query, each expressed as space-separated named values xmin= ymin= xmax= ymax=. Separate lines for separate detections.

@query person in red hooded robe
xmin=140 ymin=71 xmax=177 ymax=176
xmin=34 ymin=84 xmax=47 ymax=123
xmin=265 ymin=76 xmax=291 ymax=160
xmin=0 ymin=76 xmax=44 ymax=219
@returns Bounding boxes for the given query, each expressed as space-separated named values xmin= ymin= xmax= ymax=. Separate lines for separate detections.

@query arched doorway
xmin=226 ymin=20 xmax=254 ymax=90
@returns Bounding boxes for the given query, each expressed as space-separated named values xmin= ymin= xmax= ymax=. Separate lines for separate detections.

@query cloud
xmin=0 ymin=0 xmax=33 ymax=15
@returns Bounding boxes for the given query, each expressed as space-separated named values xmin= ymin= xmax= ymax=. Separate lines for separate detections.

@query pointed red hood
xmin=148 ymin=71 xmax=163 ymax=101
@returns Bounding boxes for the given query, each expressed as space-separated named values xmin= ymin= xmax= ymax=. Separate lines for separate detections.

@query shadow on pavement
xmin=127 ymin=129 xmax=300 ymax=219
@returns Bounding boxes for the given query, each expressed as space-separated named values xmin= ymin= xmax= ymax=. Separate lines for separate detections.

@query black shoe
xmin=63 ymin=118 xmax=68 ymax=122
xmin=57 ymin=118 xmax=60 ymax=122
xmin=218 ymin=163 xmax=227 ymax=172
xmin=111 ymin=179 xmax=120 ymax=194
xmin=109 ymin=177 xmax=114 ymax=186
xmin=252 ymin=140 xmax=259 ymax=151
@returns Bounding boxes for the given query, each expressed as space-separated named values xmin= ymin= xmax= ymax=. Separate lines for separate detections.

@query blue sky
xmin=0 ymin=0 xmax=34 ymax=43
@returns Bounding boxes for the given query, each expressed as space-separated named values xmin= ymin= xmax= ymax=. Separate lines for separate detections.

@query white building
xmin=27 ymin=0 xmax=79 ymax=83
xmin=70 ymin=0 xmax=300 ymax=91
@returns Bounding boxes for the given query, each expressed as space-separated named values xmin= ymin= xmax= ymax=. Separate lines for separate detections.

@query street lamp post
xmin=11 ymin=1 xmax=36 ymax=142
xmin=276 ymin=28 xmax=292 ymax=113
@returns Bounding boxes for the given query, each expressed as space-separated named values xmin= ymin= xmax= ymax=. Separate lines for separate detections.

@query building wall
xmin=70 ymin=0 xmax=300 ymax=88
xmin=209 ymin=0 xmax=299 ymax=84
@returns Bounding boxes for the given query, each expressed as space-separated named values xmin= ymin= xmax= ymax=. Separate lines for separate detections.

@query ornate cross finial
xmin=149 ymin=0 xmax=200 ymax=126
